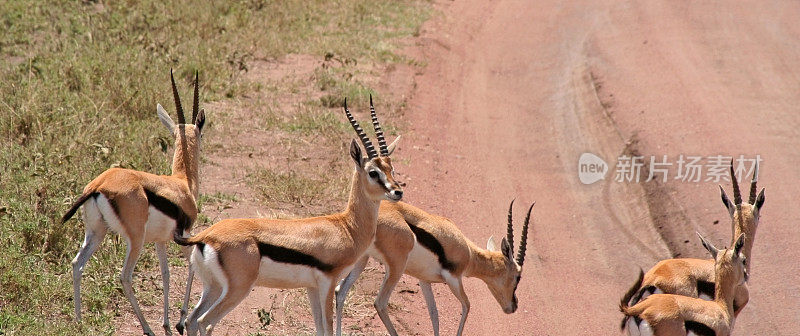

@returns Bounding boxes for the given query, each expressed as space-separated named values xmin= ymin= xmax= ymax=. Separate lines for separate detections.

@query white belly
xmin=256 ymin=258 xmax=322 ymax=289
xmin=403 ymin=241 xmax=445 ymax=283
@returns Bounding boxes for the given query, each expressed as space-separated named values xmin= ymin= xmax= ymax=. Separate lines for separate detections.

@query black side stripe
xmin=407 ymin=223 xmax=455 ymax=272
xmin=143 ymin=188 xmax=193 ymax=236
xmin=697 ymin=280 xmax=715 ymax=299
xmin=257 ymin=241 xmax=334 ymax=272
xmin=685 ymin=321 xmax=715 ymax=336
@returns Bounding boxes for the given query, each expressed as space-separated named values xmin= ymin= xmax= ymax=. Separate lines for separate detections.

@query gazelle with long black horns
xmin=620 ymin=232 xmax=748 ymax=336
xmin=335 ymin=199 xmax=533 ymax=336
xmin=623 ymin=161 xmax=764 ymax=323
xmin=175 ymin=97 xmax=403 ymax=336
xmin=62 ymin=70 xmax=206 ymax=336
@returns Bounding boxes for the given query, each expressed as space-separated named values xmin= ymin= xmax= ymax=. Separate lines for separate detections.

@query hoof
xmin=176 ymin=322 xmax=185 ymax=335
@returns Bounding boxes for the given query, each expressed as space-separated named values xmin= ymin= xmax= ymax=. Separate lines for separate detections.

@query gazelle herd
xmin=60 ymin=69 xmax=764 ymax=335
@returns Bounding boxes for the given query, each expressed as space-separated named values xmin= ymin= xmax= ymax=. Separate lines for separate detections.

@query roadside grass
xmin=0 ymin=0 xmax=430 ymax=334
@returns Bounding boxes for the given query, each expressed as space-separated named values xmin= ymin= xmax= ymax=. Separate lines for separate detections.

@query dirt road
xmin=397 ymin=0 xmax=800 ymax=334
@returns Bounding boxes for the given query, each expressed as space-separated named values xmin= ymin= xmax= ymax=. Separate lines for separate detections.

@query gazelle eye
xmin=369 ymin=170 xmax=379 ymax=179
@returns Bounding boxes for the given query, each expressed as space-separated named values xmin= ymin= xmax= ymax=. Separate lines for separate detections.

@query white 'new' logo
xmin=578 ymin=153 xmax=607 ymax=185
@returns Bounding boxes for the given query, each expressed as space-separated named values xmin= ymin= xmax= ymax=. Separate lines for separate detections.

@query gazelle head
xmin=698 ymin=232 xmax=748 ymax=288
xmin=485 ymin=200 xmax=534 ymax=314
xmin=157 ymin=69 xmax=206 ymax=158
xmin=343 ymin=96 xmax=403 ymax=202
xmin=719 ymin=160 xmax=765 ymax=238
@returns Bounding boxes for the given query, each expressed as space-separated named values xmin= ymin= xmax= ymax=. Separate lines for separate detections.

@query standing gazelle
xmin=335 ymin=199 xmax=533 ymax=336
xmin=61 ymin=70 xmax=206 ymax=336
xmin=620 ymin=233 xmax=748 ymax=336
xmin=624 ymin=162 xmax=764 ymax=321
xmin=174 ymin=98 xmax=403 ymax=336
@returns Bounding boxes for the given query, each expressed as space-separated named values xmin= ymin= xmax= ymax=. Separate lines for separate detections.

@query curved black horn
xmin=730 ymin=159 xmax=741 ymax=205
xmin=506 ymin=198 xmax=515 ymax=254
xmin=516 ymin=202 xmax=534 ymax=266
xmin=170 ymin=69 xmax=185 ymax=124
xmin=748 ymin=161 xmax=759 ymax=204
xmin=343 ymin=98 xmax=377 ymax=159
xmin=369 ymin=94 xmax=388 ymax=156
xmin=192 ymin=71 xmax=199 ymax=123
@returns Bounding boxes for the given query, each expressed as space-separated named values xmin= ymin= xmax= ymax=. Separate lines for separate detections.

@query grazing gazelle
xmin=620 ymin=233 xmax=748 ymax=336
xmin=174 ymin=98 xmax=403 ymax=336
xmin=624 ymin=162 xmax=764 ymax=320
xmin=61 ymin=70 xmax=206 ymax=336
xmin=335 ymin=199 xmax=533 ymax=336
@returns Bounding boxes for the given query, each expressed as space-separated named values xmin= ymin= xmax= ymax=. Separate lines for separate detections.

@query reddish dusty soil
xmin=396 ymin=1 xmax=800 ymax=335
xmin=117 ymin=1 xmax=800 ymax=335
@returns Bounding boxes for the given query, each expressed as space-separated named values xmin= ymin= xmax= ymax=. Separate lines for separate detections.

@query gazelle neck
xmin=171 ymin=128 xmax=200 ymax=199
xmin=464 ymin=240 xmax=506 ymax=281
xmin=344 ymin=168 xmax=380 ymax=240
xmin=731 ymin=207 xmax=756 ymax=272
xmin=713 ymin=261 xmax=738 ymax=316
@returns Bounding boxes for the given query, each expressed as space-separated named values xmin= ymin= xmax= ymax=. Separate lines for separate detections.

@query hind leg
xmin=186 ymin=278 xmax=222 ymax=336
xmin=373 ymin=259 xmax=406 ymax=336
xmin=419 ymin=281 xmax=440 ymax=336
xmin=120 ymin=237 xmax=154 ymax=336
xmin=155 ymin=242 xmax=173 ymax=335
xmin=177 ymin=244 xmax=195 ymax=334
xmin=197 ymin=271 xmax=256 ymax=336
xmin=72 ymin=200 xmax=107 ymax=322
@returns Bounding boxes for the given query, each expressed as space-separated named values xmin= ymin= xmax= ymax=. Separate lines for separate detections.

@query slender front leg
xmin=121 ymin=239 xmax=154 ymax=336
xmin=177 ymin=245 xmax=195 ymax=335
xmin=444 ymin=276 xmax=470 ymax=336
xmin=335 ymin=256 xmax=368 ymax=336
xmin=419 ymin=280 xmax=440 ymax=336
xmin=322 ymin=282 xmax=336 ymax=336
xmin=156 ymin=242 xmax=173 ymax=335
xmin=307 ymin=287 xmax=324 ymax=336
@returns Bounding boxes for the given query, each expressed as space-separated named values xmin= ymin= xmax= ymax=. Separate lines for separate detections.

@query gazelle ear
xmin=500 ymin=237 xmax=513 ymax=260
xmin=719 ymin=185 xmax=734 ymax=218
xmin=697 ymin=232 xmax=719 ymax=260
xmin=733 ymin=233 xmax=746 ymax=256
xmin=754 ymin=188 xmax=765 ymax=210
xmin=157 ymin=104 xmax=175 ymax=136
xmin=486 ymin=235 xmax=498 ymax=251
xmin=386 ymin=135 xmax=401 ymax=156
xmin=195 ymin=108 xmax=206 ymax=133
xmin=349 ymin=139 xmax=365 ymax=167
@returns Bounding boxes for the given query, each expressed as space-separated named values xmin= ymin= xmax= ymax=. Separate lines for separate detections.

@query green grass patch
xmin=0 ymin=0 xmax=430 ymax=333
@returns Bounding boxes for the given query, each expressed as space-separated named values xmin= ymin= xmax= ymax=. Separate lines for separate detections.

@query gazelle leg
xmin=322 ymin=280 xmax=336 ymax=336
xmin=443 ymin=275 xmax=470 ymax=336
xmin=419 ymin=280 xmax=440 ymax=336
xmin=71 ymin=223 xmax=107 ymax=322
xmin=197 ymin=275 xmax=254 ymax=336
xmin=155 ymin=242 xmax=173 ymax=335
xmin=374 ymin=259 xmax=406 ymax=336
xmin=335 ymin=256 xmax=368 ymax=336
xmin=177 ymin=245 xmax=195 ymax=335
xmin=186 ymin=279 xmax=222 ymax=336
xmin=120 ymin=238 xmax=154 ymax=336
xmin=307 ymin=287 xmax=324 ymax=335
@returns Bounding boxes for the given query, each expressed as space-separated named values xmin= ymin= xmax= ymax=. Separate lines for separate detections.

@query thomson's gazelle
xmin=625 ymin=162 xmax=763 ymax=321
xmin=62 ymin=70 xmax=206 ymax=336
xmin=175 ymin=98 xmax=402 ymax=336
xmin=620 ymin=233 xmax=748 ymax=336
xmin=335 ymin=200 xmax=533 ymax=336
